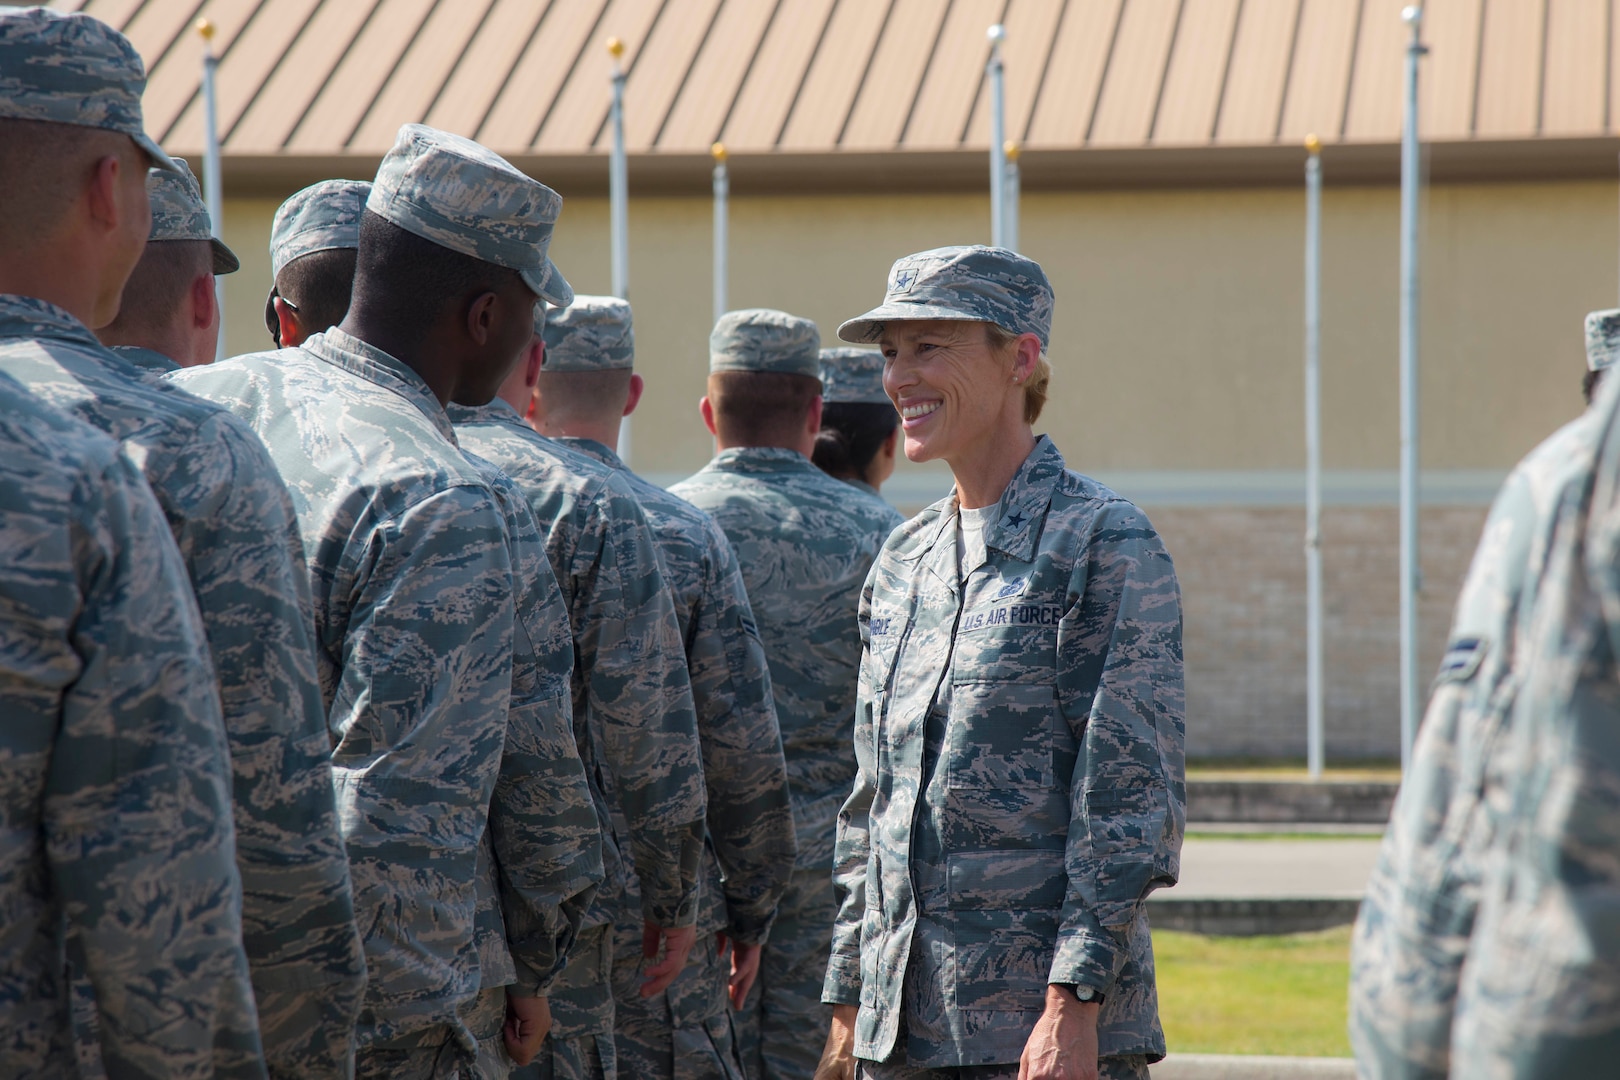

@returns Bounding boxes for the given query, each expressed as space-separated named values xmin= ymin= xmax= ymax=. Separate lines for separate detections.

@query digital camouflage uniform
xmin=172 ymin=123 xmax=600 ymax=1077
xmin=672 ymin=309 xmax=903 ymax=1080
xmin=0 ymin=370 xmax=258 ymax=1077
xmin=543 ymin=296 xmax=798 ymax=1080
xmin=0 ymin=293 xmax=370 ymax=1076
xmin=1349 ymin=308 xmax=1620 ymax=1079
xmin=823 ymin=248 xmax=1183 ymax=1080
xmin=452 ymin=385 xmax=709 ymax=1080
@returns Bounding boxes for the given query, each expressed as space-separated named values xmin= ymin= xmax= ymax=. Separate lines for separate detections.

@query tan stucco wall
xmin=220 ymin=179 xmax=1615 ymax=496
xmin=213 ymin=177 xmax=1616 ymax=759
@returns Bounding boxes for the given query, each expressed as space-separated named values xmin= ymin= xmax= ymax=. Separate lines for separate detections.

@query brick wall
xmin=1150 ymin=505 xmax=1488 ymax=761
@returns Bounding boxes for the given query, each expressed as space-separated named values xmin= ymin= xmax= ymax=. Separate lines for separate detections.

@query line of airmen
xmin=0 ymin=8 xmax=901 ymax=1080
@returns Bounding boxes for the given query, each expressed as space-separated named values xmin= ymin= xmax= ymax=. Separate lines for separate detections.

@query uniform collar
xmin=709 ymin=445 xmax=817 ymax=474
xmin=904 ymin=435 xmax=1064 ymax=567
xmin=302 ymin=327 xmax=458 ymax=445
xmin=842 ymin=477 xmax=884 ymax=500
xmin=108 ymin=344 xmax=181 ymax=375
xmin=0 ymin=294 xmax=103 ymax=349
xmin=445 ymin=396 xmax=531 ymax=434
xmin=559 ymin=436 xmax=624 ymax=471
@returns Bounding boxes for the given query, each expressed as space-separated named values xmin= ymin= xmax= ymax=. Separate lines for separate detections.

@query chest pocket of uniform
xmin=945 ymin=680 xmax=1058 ymax=790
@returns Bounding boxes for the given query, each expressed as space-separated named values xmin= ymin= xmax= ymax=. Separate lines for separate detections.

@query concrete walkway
xmin=1150 ymin=1054 xmax=1355 ymax=1079
xmin=1169 ymin=837 xmax=1382 ymax=900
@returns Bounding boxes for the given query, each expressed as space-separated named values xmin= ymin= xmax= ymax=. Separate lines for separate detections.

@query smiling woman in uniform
xmin=813 ymin=246 xmax=1186 ymax=1080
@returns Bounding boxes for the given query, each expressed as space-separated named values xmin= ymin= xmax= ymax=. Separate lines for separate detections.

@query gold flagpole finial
xmin=1004 ymin=140 xmax=1021 ymax=161
xmin=607 ymin=37 xmax=625 ymax=60
xmin=711 ymin=142 xmax=728 ymax=163
xmin=195 ymin=17 xmax=215 ymax=41
xmin=1305 ymin=133 xmax=1322 ymax=155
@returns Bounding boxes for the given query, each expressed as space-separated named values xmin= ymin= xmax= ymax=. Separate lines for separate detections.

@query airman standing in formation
xmin=0 ymin=9 xmax=364 ymax=1077
xmin=173 ymin=125 xmax=603 ymax=1078
xmin=96 ymin=156 xmax=239 ymax=376
xmin=1349 ymin=308 xmax=1620 ymax=1078
xmin=450 ymin=301 xmax=710 ymax=1080
xmin=529 ymin=296 xmax=799 ymax=1080
xmin=672 ymin=310 xmax=903 ymax=1080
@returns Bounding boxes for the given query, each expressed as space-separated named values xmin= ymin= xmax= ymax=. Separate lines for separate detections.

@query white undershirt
xmin=954 ymin=504 xmax=996 ymax=583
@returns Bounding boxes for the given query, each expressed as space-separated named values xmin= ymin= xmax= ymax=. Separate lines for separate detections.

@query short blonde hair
xmin=983 ymin=322 xmax=1051 ymax=424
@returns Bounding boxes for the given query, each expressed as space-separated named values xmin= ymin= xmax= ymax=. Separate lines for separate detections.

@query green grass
xmin=1153 ymin=925 xmax=1351 ymax=1057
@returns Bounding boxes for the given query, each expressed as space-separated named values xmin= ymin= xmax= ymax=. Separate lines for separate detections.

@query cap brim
xmin=133 ymin=131 xmax=182 ymax=174
xmin=836 ymin=303 xmax=990 ymax=344
xmin=521 ymin=258 xmax=574 ymax=309
xmin=209 ymin=237 xmax=240 ymax=275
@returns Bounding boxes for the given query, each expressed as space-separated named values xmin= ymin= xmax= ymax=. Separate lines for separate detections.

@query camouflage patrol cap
xmin=838 ymin=245 xmax=1053 ymax=350
xmin=1586 ymin=309 xmax=1620 ymax=372
xmin=543 ymin=295 xmax=635 ymax=371
xmin=148 ymin=157 xmax=239 ymax=274
xmin=710 ymin=309 xmax=821 ymax=379
xmin=0 ymin=8 xmax=178 ymax=173
xmin=270 ymin=179 xmax=371 ymax=278
xmin=367 ymin=123 xmax=573 ymax=307
xmin=819 ymin=347 xmax=890 ymax=404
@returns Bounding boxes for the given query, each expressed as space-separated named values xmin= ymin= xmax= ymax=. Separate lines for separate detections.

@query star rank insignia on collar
xmin=1002 ymin=510 xmax=1028 ymax=530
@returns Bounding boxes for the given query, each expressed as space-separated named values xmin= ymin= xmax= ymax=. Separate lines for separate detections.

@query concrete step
xmin=1151 ymin=1054 xmax=1355 ymax=1079
xmin=1148 ymin=896 xmax=1361 ymax=936
xmin=1189 ymin=780 xmax=1397 ymax=825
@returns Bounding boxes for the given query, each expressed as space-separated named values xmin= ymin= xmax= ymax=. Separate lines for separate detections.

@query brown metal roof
xmin=49 ymin=0 xmax=1620 ymax=188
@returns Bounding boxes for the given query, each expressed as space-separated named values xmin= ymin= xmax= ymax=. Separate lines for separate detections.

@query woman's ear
xmin=1014 ymin=332 xmax=1041 ymax=384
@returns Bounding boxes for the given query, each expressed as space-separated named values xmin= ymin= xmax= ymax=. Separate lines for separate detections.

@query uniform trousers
xmin=354 ymin=986 xmax=510 ymax=1080
xmin=735 ymin=865 xmax=836 ymax=1080
xmin=855 ymin=1056 xmax=1150 ymax=1080
xmin=613 ymin=929 xmax=747 ymax=1080
xmin=517 ymin=923 xmax=617 ymax=1080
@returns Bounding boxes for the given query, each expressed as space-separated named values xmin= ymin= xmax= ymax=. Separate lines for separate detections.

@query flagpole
xmin=607 ymin=36 xmax=631 ymax=462
xmin=1398 ymin=6 xmax=1427 ymax=770
xmin=987 ymin=24 xmax=1007 ymax=247
xmin=1304 ymin=134 xmax=1324 ymax=780
xmin=712 ymin=142 xmax=728 ymax=325
xmin=1004 ymin=141 xmax=1021 ymax=253
xmin=197 ymin=18 xmax=225 ymax=361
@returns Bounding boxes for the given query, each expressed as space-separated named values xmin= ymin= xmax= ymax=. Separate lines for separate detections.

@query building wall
xmin=217 ymin=178 xmax=1615 ymax=760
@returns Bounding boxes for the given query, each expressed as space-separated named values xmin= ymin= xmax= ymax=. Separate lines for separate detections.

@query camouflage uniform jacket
xmin=171 ymin=329 xmax=600 ymax=1050
xmin=107 ymin=343 xmax=179 ymax=379
xmin=671 ymin=446 xmax=902 ymax=872
xmin=1350 ymin=409 xmax=1601 ymax=1078
xmin=0 ymin=372 xmax=260 ymax=1078
xmin=462 ymin=453 xmax=602 ymax=997
xmin=0 ymin=295 xmax=362 ymax=1077
xmin=1356 ymin=384 xmax=1620 ymax=1078
xmin=564 ymin=435 xmax=797 ymax=944
xmin=451 ymin=403 xmax=707 ymax=931
xmin=821 ymin=437 xmax=1185 ymax=1068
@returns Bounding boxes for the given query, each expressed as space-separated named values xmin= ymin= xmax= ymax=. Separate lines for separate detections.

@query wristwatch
xmin=1054 ymin=983 xmax=1104 ymax=1005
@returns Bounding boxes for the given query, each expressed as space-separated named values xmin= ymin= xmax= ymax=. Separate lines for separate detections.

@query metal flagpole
xmin=197 ymin=18 xmax=225 ymax=362
xmin=1399 ymin=6 xmax=1427 ymax=770
xmin=712 ymin=143 xmax=728 ymax=325
xmin=987 ymin=24 xmax=1007 ymax=247
xmin=1304 ymin=134 xmax=1324 ymax=780
xmin=1004 ymin=141 xmax=1021 ymax=253
xmin=608 ymin=36 xmax=631 ymax=462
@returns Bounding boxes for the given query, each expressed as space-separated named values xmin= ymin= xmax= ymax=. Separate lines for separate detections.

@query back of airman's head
xmin=265 ymin=179 xmax=369 ymax=345
xmin=706 ymin=308 xmax=823 ymax=446
xmin=0 ymin=8 xmax=177 ymax=254
xmin=103 ymin=158 xmax=237 ymax=351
